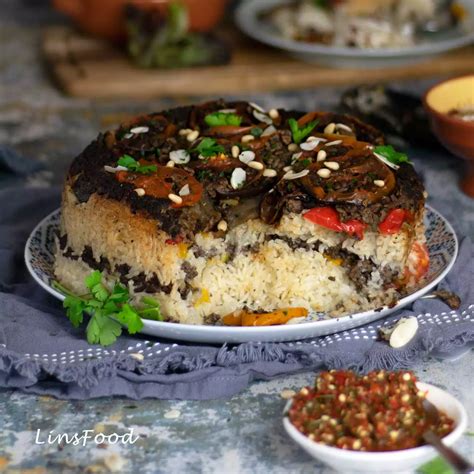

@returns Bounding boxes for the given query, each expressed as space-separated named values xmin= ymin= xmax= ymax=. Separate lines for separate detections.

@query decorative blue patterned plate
xmin=25 ymin=206 xmax=458 ymax=343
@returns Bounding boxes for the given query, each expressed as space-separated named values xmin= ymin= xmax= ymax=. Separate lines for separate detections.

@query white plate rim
xmin=24 ymin=205 xmax=458 ymax=342
xmin=235 ymin=0 xmax=474 ymax=59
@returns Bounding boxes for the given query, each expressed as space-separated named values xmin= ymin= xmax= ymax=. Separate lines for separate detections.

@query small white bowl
xmin=283 ymin=382 xmax=468 ymax=474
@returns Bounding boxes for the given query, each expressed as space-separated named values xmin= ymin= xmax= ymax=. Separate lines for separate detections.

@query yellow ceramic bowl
xmin=424 ymin=75 xmax=474 ymax=197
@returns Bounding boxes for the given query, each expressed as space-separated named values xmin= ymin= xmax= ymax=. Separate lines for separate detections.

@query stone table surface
xmin=0 ymin=1 xmax=473 ymax=473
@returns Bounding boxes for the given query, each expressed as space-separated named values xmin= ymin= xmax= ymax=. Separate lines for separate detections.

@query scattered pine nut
xmin=168 ymin=193 xmax=183 ymax=205
xmin=324 ymin=161 xmax=340 ymax=170
xmin=325 ymin=140 xmax=343 ymax=147
xmin=269 ymin=108 xmax=279 ymax=119
xmin=134 ymin=188 xmax=145 ymax=196
xmin=241 ymin=134 xmax=255 ymax=143
xmin=248 ymin=161 xmax=264 ymax=170
xmin=263 ymin=169 xmax=277 ymax=177
xmin=317 ymin=150 xmax=327 ymax=162
xmin=186 ymin=130 xmax=199 ymax=142
xmin=217 ymin=220 xmax=228 ymax=232
xmin=317 ymin=168 xmax=331 ymax=178
xmin=231 ymin=145 xmax=240 ymax=158
xmin=374 ymin=180 xmax=385 ymax=187
xmin=288 ymin=143 xmax=298 ymax=152
xmin=166 ymin=160 xmax=175 ymax=167
xmin=324 ymin=123 xmax=336 ymax=134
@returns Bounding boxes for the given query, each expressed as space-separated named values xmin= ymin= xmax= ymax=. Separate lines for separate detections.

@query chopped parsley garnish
xmin=300 ymin=158 xmax=312 ymax=167
xmin=117 ymin=154 xmax=157 ymax=174
xmin=204 ymin=112 xmax=242 ymax=127
xmin=196 ymin=169 xmax=214 ymax=181
xmin=250 ymin=127 xmax=263 ymax=137
xmin=192 ymin=137 xmax=225 ymax=157
xmin=53 ymin=271 xmax=162 ymax=346
xmin=312 ymin=0 xmax=330 ymax=9
xmin=288 ymin=118 xmax=319 ymax=144
xmin=373 ymin=145 xmax=411 ymax=166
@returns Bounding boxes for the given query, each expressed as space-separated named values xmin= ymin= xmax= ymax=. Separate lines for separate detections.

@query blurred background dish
xmin=424 ymin=74 xmax=474 ymax=197
xmin=235 ymin=0 xmax=474 ymax=67
xmin=52 ymin=0 xmax=228 ymax=42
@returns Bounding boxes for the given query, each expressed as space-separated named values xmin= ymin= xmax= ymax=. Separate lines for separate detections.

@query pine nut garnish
xmin=231 ymin=145 xmax=240 ymax=158
xmin=261 ymin=125 xmax=276 ymax=137
xmin=130 ymin=126 xmax=149 ymax=134
xmin=248 ymin=161 xmax=264 ymax=170
xmin=263 ymin=169 xmax=277 ymax=177
xmin=317 ymin=168 xmax=331 ymax=178
xmin=269 ymin=108 xmax=279 ymax=119
xmin=288 ymin=143 xmax=298 ymax=152
xmin=324 ymin=123 xmax=336 ymax=134
xmin=317 ymin=150 xmax=327 ymax=162
xmin=179 ymin=128 xmax=192 ymax=136
xmin=374 ymin=179 xmax=385 ymax=187
xmin=324 ymin=161 xmax=340 ymax=170
xmin=134 ymin=188 xmax=145 ymax=196
xmin=217 ymin=220 xmax=228 ymax=232
xmin=168 ymin=194 xmax=183 ymax=205
xmin=241 ymin=134 xmax=255 ymax=143
xmin=325 ymin=140 xmax=343 ymax=147
xmin=238 ymin=150 xmax=255 ymax=164
xmin=283 ymin=169 xmax=309 ymax=180
xmin=186 ymin=130 xmax=199 ymax=142
xmin=166 ymin=160 xmax=175 ymax=167
xmin=283 ymin=165 xmax=293 ymax=172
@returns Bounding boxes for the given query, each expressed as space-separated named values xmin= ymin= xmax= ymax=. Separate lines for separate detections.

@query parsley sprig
xmin=288 ymin=118 xmax=319 ymax=144
xmin=117 ymin=154 xmax=157 ymax=174
xmin=53 ymin=271 xmax=163 ymax=346
xmin=373 ymin=145 xmax=411 ymax=166
xmin=204 ymin=112 xmax=242 ymax=127
xmin=192 ymin=137 xmax=225 ymax=157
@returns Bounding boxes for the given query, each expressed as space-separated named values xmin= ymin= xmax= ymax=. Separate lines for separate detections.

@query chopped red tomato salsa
xmin=303 ymin=207 xmax=366 ymax=240
xmin=288 ymin=370 xmax=454 ymax=452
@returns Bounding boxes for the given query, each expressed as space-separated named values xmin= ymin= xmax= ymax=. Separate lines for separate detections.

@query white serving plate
xmin=25 ymin=205 xmax=457 ymax=344
xmin=235 ymin=0 xmax=474 ymax=68
xmin=283 ymin=382 xmax=468 ymax=473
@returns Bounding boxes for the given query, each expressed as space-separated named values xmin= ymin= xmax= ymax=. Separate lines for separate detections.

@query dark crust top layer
xmin=68 ymin=100 xmax=425 ymax=239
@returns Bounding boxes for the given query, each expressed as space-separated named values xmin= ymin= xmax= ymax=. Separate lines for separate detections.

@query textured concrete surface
xmin=0 ymin=1 xmax=473 ymax=473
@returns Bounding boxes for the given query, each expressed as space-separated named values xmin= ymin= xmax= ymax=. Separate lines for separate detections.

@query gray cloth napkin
xmin=0 ymin=185 xmax=472 ymax=400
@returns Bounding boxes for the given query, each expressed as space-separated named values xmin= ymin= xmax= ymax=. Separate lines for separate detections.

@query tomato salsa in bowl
xmin=283 ymin=370 xmax=467 ymax=473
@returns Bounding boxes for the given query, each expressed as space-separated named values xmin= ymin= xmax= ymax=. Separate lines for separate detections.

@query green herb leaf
xmin=193 ymin=137 xmax=225 ymax=157
xmin=55 ymin=271 xmax=155 ymax=347
xmin=117 ymin=154 xmax=157 ymax=174
xmin=417 ymin=456 xmax=453 ymax=474
xmin=373 ymin=145 xmax=411 ymax=166
xmin=115 ymin=304 xmax=144 ymax=334
xmin=250 ymin=127 xmax=263 ymax=137
xmin=204 ymin=112 xmax=242 ymax=127
xmin=63 ymin=296 xmax=85 ymax=328
xmin=288 ymin=118 xmax=319 ymax=144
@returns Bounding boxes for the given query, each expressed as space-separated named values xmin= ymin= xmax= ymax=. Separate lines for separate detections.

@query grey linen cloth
xmin=0 ymin=146 xmax=473 ymax=399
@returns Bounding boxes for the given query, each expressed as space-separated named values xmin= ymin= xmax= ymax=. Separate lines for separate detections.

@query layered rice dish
xmin=55 ymin=100 xmax=429 ymax=326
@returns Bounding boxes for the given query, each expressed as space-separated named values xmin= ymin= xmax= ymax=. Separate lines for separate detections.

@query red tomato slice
xmin=379 ymin=209 xmax=408 ymax=235
xmin=303 ymin=207 xmax=366 ymax=240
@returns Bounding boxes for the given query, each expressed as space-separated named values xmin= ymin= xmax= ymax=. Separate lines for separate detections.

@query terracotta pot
xmin=423 ymin=75 xmax=474 ymax=198
xmin=53 ymin=0 xmax=228 ymax=41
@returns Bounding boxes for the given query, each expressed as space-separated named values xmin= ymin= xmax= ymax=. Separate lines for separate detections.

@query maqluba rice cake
xmin=55 ymin=100 xmax=429 ymax=325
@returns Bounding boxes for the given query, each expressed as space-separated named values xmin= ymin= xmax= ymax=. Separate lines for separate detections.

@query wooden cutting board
xmin=42 ymin=26 xmax=474 ymax=99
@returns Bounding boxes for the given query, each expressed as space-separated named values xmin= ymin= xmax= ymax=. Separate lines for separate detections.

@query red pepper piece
xmin=303 ymin=207 xmax=366 ymax=240
xmin=379 ymin=208 xmax=407 ymax=235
